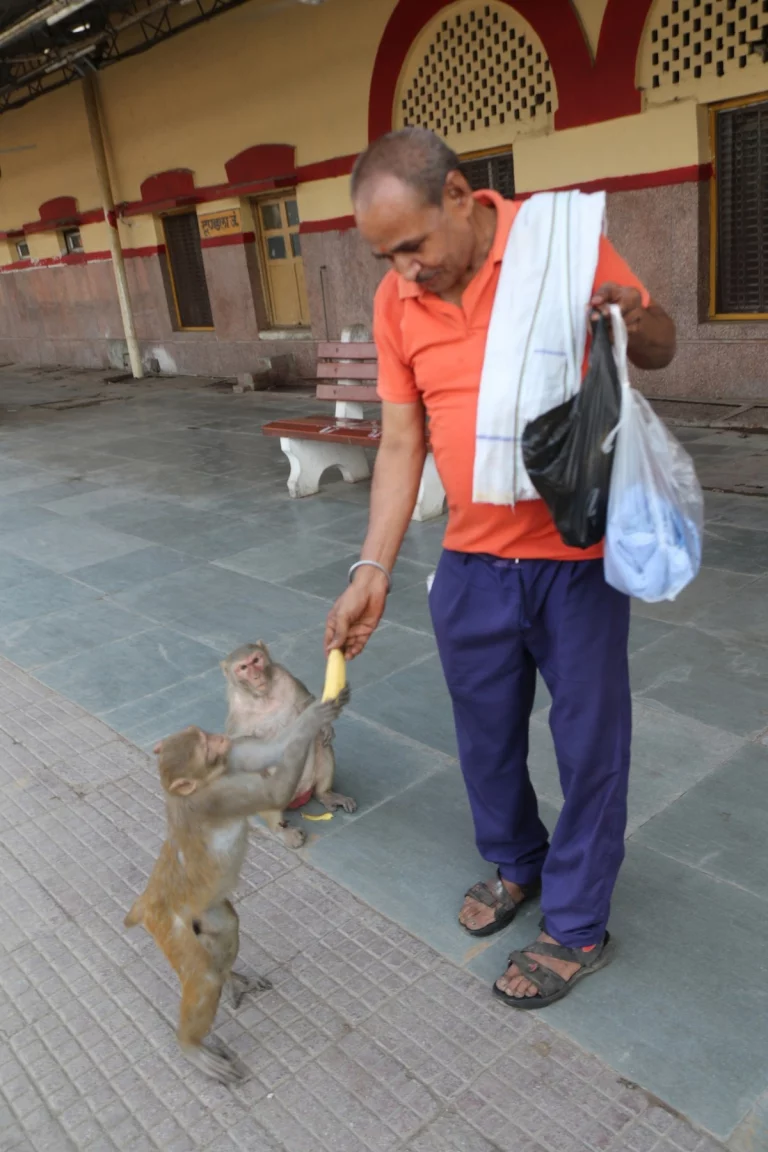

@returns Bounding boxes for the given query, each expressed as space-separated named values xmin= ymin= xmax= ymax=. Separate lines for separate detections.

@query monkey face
xmin=224 ymin=642 xmax=271 ymax=696
xmin=156 ymin=726 xmax=231 ymax=795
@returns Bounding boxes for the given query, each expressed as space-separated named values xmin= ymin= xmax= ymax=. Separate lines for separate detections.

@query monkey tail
xmin=124 ymin=897 xmax=144 ymax=929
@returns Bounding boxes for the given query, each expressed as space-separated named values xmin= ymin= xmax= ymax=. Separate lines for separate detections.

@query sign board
xmin=199 ymin=208 xmax=241 ymax=240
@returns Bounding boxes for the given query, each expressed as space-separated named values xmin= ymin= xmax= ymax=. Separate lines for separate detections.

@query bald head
xmin=351 ymin=127 xmax=461 ymax=209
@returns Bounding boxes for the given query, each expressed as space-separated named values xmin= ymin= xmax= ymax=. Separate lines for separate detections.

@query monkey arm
xmin=204 ymin=692 xmax=349 ymax=818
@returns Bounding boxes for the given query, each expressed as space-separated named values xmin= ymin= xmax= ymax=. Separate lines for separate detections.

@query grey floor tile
xmin=112 ymin=564 xmax=329 ymax=651
xmin=702 ymin=524 xmax=768 ymax=575
xmin=380 ymin=581 xmax=435 ymax=634
xmin=398 ymin=522 xmax=447 ymax=566
xmin=99 ymin=667 xmax=228 ymax=749
xmin=627 ymin=616 xmax=679 ymax=655
xmin=0 ymin=599 xmax=153 ymax=670
xmin=470 ymin=842 xmax=768 ymax=1141
xmin=247 ymin=495 xmax=373 ymax=536
xmin=1 ymin=518 xmax=148 ymax=573
xmin=306 ymin=504 xmax=372 ymax=545
xmin=706 ymin=494 xmax=768 ymax=533
xmin=0 ymin=549 xmax=57 ymax=592
xmin=631 ymin=566 xmax=760 ymax=626
xmin=632 ymin=741 xmax=768 ymax=898
xmin=307 ymin=763 xmax=499 ymax=961
xmin=0 ymin=468 xmax=69 ymax=498
xmin=729 ymin=1088 xmax=768 ymax=1152
xmin=0 ymin=573 xmax=103 ymax=627
xmin=35 ymin=626 xmax=219 ymax=714
xmin=351 ymin=653 xmax=457 ymax=756
xmin=283 ymin=554 xmax=432 ymax=603
xmin=690 ymin=574 xmax=768 ymax=647
xmin=215 ymin=533 xmax=358 ymax=583
xmin=67 ymin=545 xmax=200 ymax=594
xmin=270 ymin=621 xmax=438 ymax=695
xmin=299 ymin=712 xmax=453 ymax=842
xmin=0 ymin=478 xmax=103 ymax=512
xmin=629 ymin=625 xmax=768 ymax=737
xmin=0 ymin=504 xmax=67 ymax=534
xmin=40 ymin=485 xmax=149 ymax=517
xmin=528 ymin=698 xmax=744 ymax=835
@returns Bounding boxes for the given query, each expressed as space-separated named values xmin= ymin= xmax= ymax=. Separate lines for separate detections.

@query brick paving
xmin=0 ymin=655 xmax=726 ymax=1152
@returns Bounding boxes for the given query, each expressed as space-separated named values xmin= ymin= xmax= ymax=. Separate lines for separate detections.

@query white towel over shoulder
xmin=472 ymin=189 xmax=606 ymax=506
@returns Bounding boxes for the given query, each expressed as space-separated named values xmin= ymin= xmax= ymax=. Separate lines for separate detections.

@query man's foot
xmin=493 ymin=932 xmax=613 ymax=1010
xmin=459 ymin=870 xmax=539 ymax=938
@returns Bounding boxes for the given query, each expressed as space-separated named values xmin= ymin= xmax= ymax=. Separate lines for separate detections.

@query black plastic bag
xmin=521 ymin=314 xmax=621 ymax=549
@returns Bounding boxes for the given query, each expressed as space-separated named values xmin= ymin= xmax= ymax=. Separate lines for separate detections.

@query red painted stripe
xmin=24 ymin=207 xmax=105 ymax=234
xmin=116 ymin=153 xmax=357 ymax=219
xmin=514 ymin=163 xmax=713 ymax=199
xmin=299 ymin=214 xmax=356 ymax=234
xmin=294 ymin=153 xmax=357 ymax=183
xmin=122 ymin=244 xmax=165 ymax=259
xmin=200 ymin=231 xmax=256 ymax=250
xmin=0 ymin=244 xmax=166 ymax=272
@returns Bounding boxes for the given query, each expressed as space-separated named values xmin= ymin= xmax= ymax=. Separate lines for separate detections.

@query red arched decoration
xmin=38 ymin=196 xmax=78 ymax=224
xmin=368 ymin=0 xmax=654 ymax=140
xmin=139 ymin=169 xmax=196 ymax=204
xmin=225 ymin=144 xmax=296 ymax=185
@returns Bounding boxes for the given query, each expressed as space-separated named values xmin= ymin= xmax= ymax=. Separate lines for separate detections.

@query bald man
xmin=325 ymin=127 xmax=675 ymax=1010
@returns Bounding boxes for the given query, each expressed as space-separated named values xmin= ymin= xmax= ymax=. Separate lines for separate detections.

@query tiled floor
xmin=0 ymin=366 xmax=766 ymax=1148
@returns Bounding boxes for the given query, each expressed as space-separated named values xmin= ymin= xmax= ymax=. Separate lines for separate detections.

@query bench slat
xmin=318 ymin=342 xmax=377 ymax=360
xmin=317 ymin=362 xmax=378 ymax=380
xmin=316 ymin=383 xmax=378 ymax=402
xmin=263 ymin=416 xmax=381 ymax=447
xmin=263 ymin=414 xmax=431 ymax=450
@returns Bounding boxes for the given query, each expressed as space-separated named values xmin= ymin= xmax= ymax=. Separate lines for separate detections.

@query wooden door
xmin=256 ymin=195 xmax=310 ymax=327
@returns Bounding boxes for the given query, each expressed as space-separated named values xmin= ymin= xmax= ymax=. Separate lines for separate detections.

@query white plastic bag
xmin=603 ymin=305 xmax=704 ymax=603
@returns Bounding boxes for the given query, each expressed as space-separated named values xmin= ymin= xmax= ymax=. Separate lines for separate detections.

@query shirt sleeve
xmin=373 ymin=279 xmax=420 ymax=404
xmin=594 ymin=235 xmax=651 ymax=309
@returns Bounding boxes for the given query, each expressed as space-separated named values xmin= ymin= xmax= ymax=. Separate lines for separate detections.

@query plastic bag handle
xmin=601 ymin=303 xmax=631 ymax=454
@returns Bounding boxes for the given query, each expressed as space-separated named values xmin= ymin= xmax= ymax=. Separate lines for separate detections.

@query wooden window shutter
xmin=716 ymin=101 xmax=768 ymax=315
xmin=164 ymin=212 xmax=214 ymax=329
xmin=461 ymin=152 xmax=515 ymax=199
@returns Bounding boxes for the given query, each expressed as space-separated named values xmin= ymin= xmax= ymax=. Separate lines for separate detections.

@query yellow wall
xmin=1 ymin=0 xmax=768 ymax=246
xmin=515 ymin=100 xmax=709 ymax=193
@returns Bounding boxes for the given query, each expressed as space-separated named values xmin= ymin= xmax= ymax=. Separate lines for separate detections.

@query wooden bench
xmin=262 ymin=332 xmax=446 ymax=522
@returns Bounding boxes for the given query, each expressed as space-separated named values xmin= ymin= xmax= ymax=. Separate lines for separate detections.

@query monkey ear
xmin=153 ymin=741 xmax=163 ymax=755
xmin=168 ymin=778 xmax=198 ymax=797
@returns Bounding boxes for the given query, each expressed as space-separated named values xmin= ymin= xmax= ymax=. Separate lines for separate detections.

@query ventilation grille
xmin=646 ymin=0 xmax=768 ymax=90
xmin=461 ymin=151 xmax=515 ymax=197
xmin=715 ymin=99 xmax=768 ymax=313
xmin=397 ymin=2 xmax=553 ymax=137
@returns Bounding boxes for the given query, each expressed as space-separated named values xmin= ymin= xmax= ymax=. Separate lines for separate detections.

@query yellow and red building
xmin=0 ymin=0 xmax=767 ymax=398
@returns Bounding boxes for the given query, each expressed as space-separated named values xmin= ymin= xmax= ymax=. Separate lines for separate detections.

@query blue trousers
xmin=429 ymin=551 xmax=631 ymax=947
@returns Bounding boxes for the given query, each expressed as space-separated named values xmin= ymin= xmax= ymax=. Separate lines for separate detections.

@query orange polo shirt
xmin=374 ymin=190 xmax=650 ymax=561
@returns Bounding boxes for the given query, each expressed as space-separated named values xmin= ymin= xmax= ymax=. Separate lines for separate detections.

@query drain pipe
xmin=82 ymin=70 xmax=143 ymax=379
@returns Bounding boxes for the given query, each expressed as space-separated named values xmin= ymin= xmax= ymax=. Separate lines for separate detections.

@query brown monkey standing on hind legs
xmin=221 ymin=641 xmax=356 ymax=849
xmin=124 ymin=686 xmax=349 ymax=1084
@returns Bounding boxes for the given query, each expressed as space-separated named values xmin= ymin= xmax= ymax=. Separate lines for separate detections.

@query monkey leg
xmin=177 ymin=968 xmax=247 ymax=1085
xmin=313 ymin=733 xmax=357 ymax=813
xmin=198 ymin=900 xmax=272 ymax=1009
xmin=260 ymin=806 xmax=306 ymax=850
xmin=149 ymin=912 xmax=247 ymax=1085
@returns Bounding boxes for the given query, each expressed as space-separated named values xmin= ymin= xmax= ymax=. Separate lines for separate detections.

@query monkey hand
xmin=324 ymin=575 xmax=388 ymax=660
xmin=317 ymin=685 xmax=350 ymax=724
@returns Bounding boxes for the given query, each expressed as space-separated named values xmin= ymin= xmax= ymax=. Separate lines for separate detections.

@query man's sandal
xmin=492 ymin=933 xmax=615 ymax=1009
xmin=460 ymin=870 xmax=541 ymax=939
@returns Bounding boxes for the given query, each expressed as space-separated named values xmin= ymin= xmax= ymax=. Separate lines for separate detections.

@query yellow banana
xmin=322 ymin=648 xmax=347 ymax=701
